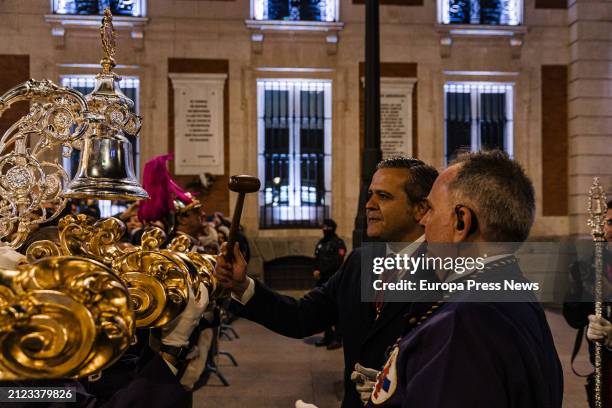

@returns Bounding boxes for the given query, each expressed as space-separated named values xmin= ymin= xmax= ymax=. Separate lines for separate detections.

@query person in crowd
xmin=79 ymin=205 xmax=101 ymax=220
xmin=172 ymin=198 xmax=206 ymax=249
xmin=564 ymin=199 xmax=612 ymax=407
xmin=212 ymin=212 xmax=226 ymax=228
xmin=112 ymin=202 xmax=143 ymax=243
xmin=137 ymin=154 xmax=205 ymax=249
xmin=217 ymin=225 xmax=229 ymax=245
xmin=214 ymin=156 xmax=438 ymax=408
xmin=202 ymin=240 xmax=220 ymax=255
xmin=125 ymin=213 xmax=144 ymax=244
xmin=313 ymin=218 xmax=346 ymax=349
xmin=197 ymin=222 xmax=219 ymax=252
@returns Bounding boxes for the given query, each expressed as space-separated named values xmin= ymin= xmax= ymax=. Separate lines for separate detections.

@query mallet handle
xmin=226 ymin=193 xmax=245 ymax=262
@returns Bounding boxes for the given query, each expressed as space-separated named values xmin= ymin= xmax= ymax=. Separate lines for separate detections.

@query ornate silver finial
xmin=100 ymin=8 xmax=117 ymax=75
xmin=587 ymin=177 xmax=607 ymax=241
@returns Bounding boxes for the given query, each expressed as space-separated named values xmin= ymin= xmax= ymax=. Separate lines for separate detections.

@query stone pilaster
xmin=567 ymin=0 xmax=612 ymax=235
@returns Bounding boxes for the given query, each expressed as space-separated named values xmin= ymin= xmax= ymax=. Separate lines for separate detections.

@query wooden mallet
xmin=226 ymin=175 xmax=260 ymax=262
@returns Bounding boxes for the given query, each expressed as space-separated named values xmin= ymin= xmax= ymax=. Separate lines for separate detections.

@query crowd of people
xmin=112 ymin=201 xmax=239 ymax=258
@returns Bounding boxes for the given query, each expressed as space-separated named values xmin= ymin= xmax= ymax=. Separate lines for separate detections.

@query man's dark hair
xmin=376 ymin=156 xmax=439 ymax=204
xmin=449 ymin=150 xmax=535 ymax=242
xmin=607 ymin=200 xmax=612 ymax=210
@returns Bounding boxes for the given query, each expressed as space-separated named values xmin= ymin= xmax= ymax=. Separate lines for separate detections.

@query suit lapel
xmin=358 ymin=242 xmax=433 ymax=347
xmin=361 ymin=301 xmax=409 ymax=346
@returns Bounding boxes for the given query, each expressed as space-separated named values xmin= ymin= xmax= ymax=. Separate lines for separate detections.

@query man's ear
xmin=413 ymin=200 xmax=429 ymax=222
xmin=453 ymin=206 xmax=474 ymax=243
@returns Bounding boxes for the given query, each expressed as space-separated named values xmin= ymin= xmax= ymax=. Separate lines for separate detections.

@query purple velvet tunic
xmin=366 ymin=262 xmax=563 ymax=408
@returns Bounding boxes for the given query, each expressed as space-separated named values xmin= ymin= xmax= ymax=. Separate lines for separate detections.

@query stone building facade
xmin=0 ymin=0 xmax=609 ymax=256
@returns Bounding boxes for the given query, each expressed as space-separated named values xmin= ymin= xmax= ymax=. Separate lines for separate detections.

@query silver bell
xmin=64 ymin=128 xmax=148 ymax=200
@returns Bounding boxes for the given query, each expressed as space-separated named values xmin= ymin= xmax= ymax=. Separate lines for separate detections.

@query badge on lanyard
xmin=371 ymin=346 xmax=399 ymax=404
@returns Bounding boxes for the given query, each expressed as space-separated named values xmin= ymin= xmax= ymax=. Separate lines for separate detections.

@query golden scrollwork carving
xmin=0 ymin=256 xmax=133 ymax=380
xmin=53 ymin=215 xmax=222 ymax=328
xmin=25 ymin=240 xmax=62 ymax=263
xmin=112 ymin=250 xmax=189 ymax=328
xmin=54 ymin=216 xmax=186 ymax=328
xmin=167 ymin=235 xmax=221 ymax=300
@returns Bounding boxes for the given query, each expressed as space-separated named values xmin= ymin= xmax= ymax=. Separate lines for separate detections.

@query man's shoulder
xmin=414 ymin=300 xmax=542 ymax=329
xmin=344 ymin=247 xmax=363 ymax=266
xmin=451 ymin=300 xmax=543 ymax=317
xmin=324 ymin=248 xmax=362 ymax=281
xmin=332 ymin=235 xmax=346 ymax=246
xmin=436 ymin=301 xmax=546 ymax=339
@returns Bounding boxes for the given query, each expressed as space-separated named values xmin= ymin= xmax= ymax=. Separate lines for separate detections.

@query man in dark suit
xmin=215 ymin=156 xmax=438 ymax=408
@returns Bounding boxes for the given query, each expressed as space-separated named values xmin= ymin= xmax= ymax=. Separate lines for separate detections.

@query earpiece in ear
xmin=456 ymin=219 xmax=465 ymax=231
xmin=454 ymin=204 xmax=478 ymax=235
xmin=454 ymin=205 xmax=465 ymax=231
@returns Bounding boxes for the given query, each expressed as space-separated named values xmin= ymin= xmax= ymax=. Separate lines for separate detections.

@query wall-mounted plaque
xmin=380 ymin=77 xmax=417 ymax=158
xmin=169 ymin=73 xmax=227 ymax=175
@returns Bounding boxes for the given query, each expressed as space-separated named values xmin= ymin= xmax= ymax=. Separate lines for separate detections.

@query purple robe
xmin=366 ymin=261 xmax=563 ymax=408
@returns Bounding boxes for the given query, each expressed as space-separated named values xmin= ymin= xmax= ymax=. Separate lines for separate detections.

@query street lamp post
xmin=353 ymin=0 xmax=382 ymax=248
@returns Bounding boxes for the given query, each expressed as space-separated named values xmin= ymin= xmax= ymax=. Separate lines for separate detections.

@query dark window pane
xmin=479 ymin=93 xmax=506 ymax=150
xmin=266 ymin=0 xmax=289 ymax=20
xmin=263 ymin=90 xmax=290 ymax=209
xmin=110 ymin=0 xmax=136 ymax=16
xmin=264 ymin=153 xmax=289 ymax=204
xmin=449 ymin=1 xmax=471 ymax=24
xmin=264 ymin=90 xmax=289 ymax=153
xmin=300 ymin=90 xmax=324 ymax=154
xmin=300 ymin=153 xmax=324 ymax=205
xmin=446 ymin=92 xmax=471 ymax=163
xmin=75 ymin=0 xmax=99 ymax=14
xmin=479 ymin=0 xmax=503 ymax=24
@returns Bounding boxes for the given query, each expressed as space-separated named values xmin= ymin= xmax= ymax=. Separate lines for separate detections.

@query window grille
xmin=444 ymin=82 xmax=514 ymax=164
xmin=257 ymin=79 xmax=332 ymax=229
